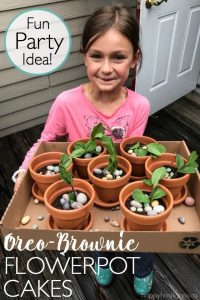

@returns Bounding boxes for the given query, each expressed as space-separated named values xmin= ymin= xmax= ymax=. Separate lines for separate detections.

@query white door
xmin=135 ymin=0 xmax=200 ymax=114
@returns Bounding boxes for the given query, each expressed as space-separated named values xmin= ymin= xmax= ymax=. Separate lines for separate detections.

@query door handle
xmin=146 ymin=0 xmax=168 ymax=9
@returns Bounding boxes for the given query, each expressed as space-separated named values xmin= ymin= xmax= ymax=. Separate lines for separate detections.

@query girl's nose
xmin=101 ymin=59 xmax=113 ymax=74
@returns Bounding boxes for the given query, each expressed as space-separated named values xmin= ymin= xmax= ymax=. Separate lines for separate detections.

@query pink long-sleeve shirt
xmin=20 ymin=84 xmax=150 ymax=170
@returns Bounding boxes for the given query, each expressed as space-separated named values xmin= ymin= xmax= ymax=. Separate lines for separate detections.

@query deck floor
xmin=0 ymin=94 xmax=200 ymax=299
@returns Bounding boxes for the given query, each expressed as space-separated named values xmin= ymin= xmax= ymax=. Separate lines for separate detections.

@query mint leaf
xmin=143 ymin=179 xmax=152 ymax=186
xmin=93 ymin=133 xmax=104 ymax=139
xmin=132 ymin=189 xmax=149 ymax=203
xmin=135 ymin=148 xmax=148 ymax=156
xmin=186 ymin=151 xmax=198 ymax=166
xmin=91 ymin=123 xmax=105 ymax=139
xmin=59 ymin=154 xmax=72 ymax=170
xmin=129 ymin=142 xmax=140 ymax=150
xmin=151 ymin=167 xmax=167 ymax=187
xmin=59 ymin=167 xmax=73 ymax=185
xmin=180 ymin=165 xmax=197 ymax=174
xmin=100 ymin=135 xmax=118 ymax=172
xmin=147 ymin=143 xmax=166 ymax=156
xmin=176 ymin=154 xmax=184 ymax=171
xmin=151 ymin=187 xmax=166 ymax=200
xmin=85 ymin=139 xmax=96 ymax=153
xmin=70 ymin=148 xmax=86 ymax=158
xmin=74 ymin=142 xmax=85 ymax=150
xmin=68 ymin=191 xmax=76 ymax=203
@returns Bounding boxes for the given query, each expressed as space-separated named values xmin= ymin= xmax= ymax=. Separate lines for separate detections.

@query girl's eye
xmin=90 ymin=54 xmax=101 ymax=60
xmin=114 ymin=55 xmax=125 ymax=61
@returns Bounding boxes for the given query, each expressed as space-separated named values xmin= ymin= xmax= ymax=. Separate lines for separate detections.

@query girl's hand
xmin=13 ymin=170 xmax=26 ymax=192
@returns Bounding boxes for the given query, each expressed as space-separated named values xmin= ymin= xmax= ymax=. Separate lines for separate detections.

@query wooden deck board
xmin=0 ymin=94 xmax=200 ymax=299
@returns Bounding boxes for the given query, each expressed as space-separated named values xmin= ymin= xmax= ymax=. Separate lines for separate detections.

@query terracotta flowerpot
xmin=119 ymin=181 xmax=173 ymax=231
xmin=44 ymin=178 xmax=95 ymax=230
xmin=119 ymin=136 xmax=156 ymax=180
xmin=87 ymin=155 xmax=131 ymax=206
xmin=145 ymin=153 xmax=190 ymax=204
xmin=67 ymin=139 xmax=106 ymax=179
xmin=29 ymin=152 xmax=73 ymax=197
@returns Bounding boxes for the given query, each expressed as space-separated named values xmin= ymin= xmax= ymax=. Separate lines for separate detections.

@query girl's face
xmin=84 ymin=28 xmax=137 ymax=93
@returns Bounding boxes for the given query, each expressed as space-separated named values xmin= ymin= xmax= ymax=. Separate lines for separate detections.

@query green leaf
xmin=151 ymin=167 xmax=167 ymax=187
xmin=100 ymin=135 xmax=118 ymax=172
xmin=129 ymin=142 xmax=140 ymax=150
xmin=59 ymin=154 xmax=72 ymax=170
xmin=179 ymin=165 xmax=197 ymax=174
xmin=59 ymin=154 xmax=73 ymax=185
xmin=143 ymin=179 xmax=152 ymax=186
xmin=59 ymin=168 xmax=73 ymax=185
xmin=176 ymin=154 xmax=184 ymax=170
xmin=151 ymin=187 xmax=166 ymax=200
xmin=147 ymin=143 xmax=166 ymax=157
xmin=84 ymin=139 xmax=96 ymax=153
xmin=68 ymin=191 xmax=76 ymax=203
xmin=135 ymin=148 xmax=148 ymax=156
xmin=132 ymin=189 xmax=149 ymax=203
xmin=74 ymin=142 xmax=85 ymax=150
xmin=91 ymin=123 xmax=105 ymax=139
xmin=93 ymin=133 xmax=104 ymax=139
xmin=70 ymin=148 xmax=86 ymax=158
xmin=186 ymin=151 xmax=198 ymax=166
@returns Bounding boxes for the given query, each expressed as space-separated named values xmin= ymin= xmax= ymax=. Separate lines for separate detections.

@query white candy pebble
xmin=114 ymin=170 xmax=121 ymax=176
xmin=147 ymin=210 xmax=158 ymax=216
xmin=96 ymin=146 xmax=102 ymax=153
xmin=32 ymin=224 xmax=39 ymax=229
xmin=76 ymin=193 xmax=87 ymax=204
xmin=106 ymin=174 xmax=113 ymax=180
xmin=184 ymin=196 xmax=195 ymax=207
xmin=21 ymin=216 xmax=31 ymax=225
xmin=93 ymin=168 xmax=103 ymax=175
xmin=84 ymin=153 xmax=92 ymax=159
xmin=47 ymin=165 xmax=54 ymax=171
xmin=144 ymin=206 xmax=152 ymax=212
xmin=71 ymin=202 xmax=83 ymax=209
xmin=153 ymin=205 xmax=165 ymax=214
xmin=130 ymin=207 xmax=136 ymax=212
xmin=151 ymin=200 xmax=159 ymax=207
xmin=130 ymin=200 xmax=142 ymax=208
xmin=62 ymin=194 xmax=69 ymax=201
xmin=60 ymin=198 xmax=66 ymax=205
xmin=34 ymin=199 xmax=39 ymax=204
xmin=137 ymin=207 xmax=143 ymax=212
xmin=53 ymin=166 xmax=59 ymax=173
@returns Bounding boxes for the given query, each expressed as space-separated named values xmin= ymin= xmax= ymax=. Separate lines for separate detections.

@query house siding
xmin=0 ymin=0 xmax=136 ymax=137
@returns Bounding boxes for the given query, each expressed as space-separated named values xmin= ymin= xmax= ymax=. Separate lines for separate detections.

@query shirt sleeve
xmin=19 ymin=94 xmax=66 ymax=170
xmin=128 ymin=99 xmax=150 ymax=136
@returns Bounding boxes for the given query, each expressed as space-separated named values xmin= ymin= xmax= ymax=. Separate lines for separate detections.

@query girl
xmin=13 ymin=5 xmax=153 ymax=296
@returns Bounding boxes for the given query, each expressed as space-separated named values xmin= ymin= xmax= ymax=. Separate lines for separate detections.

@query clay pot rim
xmin=67 ymin=138 xmax=106 ymax=163
xmin=44 ymin=178 xmax=95 ymax=216
xmin=87 ymin=154 xmax=132 ymax=184
xmin=120 ymin=136 xmax=157 ymax=160
xmin=29 ymin=151 xmax=72 ymax=179
xmin=145 ymin=152 xmax=190 ymax=183
xmin=119 ymin=181 xmax=173 ymax=221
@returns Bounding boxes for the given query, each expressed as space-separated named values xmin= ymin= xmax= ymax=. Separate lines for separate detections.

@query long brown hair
xmin=80 ymin=5 xmax=142 ymax=69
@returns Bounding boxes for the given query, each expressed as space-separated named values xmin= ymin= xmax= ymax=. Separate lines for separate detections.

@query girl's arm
xmin=19 ymin=94 xmax=66 ymax=170
xmin=13 ymin=94 xmax=66 ymax=190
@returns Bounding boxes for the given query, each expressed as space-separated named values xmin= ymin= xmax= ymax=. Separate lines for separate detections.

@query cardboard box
xmin=1 ymin=141 xmax=200 ymax=253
